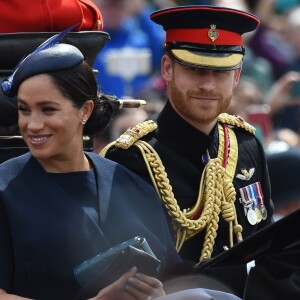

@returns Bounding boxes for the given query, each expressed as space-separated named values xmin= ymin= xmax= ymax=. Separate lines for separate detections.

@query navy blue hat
xmin=150 ymin=5 xmax=260 ymax=70
xmin=1 ymin=26 xmax=84 ymax=98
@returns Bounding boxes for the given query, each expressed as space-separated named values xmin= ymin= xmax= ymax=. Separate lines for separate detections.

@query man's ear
xmin=233 ymin=66 xmax=242 ymax=88
xmin=161 ymin=54 xmax=173 ymax=81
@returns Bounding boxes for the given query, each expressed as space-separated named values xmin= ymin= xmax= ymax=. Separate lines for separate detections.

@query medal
xmin=254 ymin=182 xmax=268 ymax=221
xmin=255 ymin=208 xmax=262 ymax=223
xmin=260 ymin=205 xmax=268 ymax=220
xmin=240 ymin=182 xmax=266 ymax=225
xmin=247 ymin=209 xmax=257 ymax=225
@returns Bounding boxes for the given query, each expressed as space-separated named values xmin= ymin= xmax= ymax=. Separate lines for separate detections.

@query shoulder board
xmin=114 ymin=120 xmax=157 ymax=149
xmin=218 ymin=113 xmax=256 ymax=134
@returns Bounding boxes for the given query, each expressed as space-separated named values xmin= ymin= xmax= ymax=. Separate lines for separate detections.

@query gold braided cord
xmin=100 ymin=118 xmax=244 ymax=261
xmin=218 ymin=113 xmax=256 ymax=134
xmin=134 ymin=140 xmax=212 ymax=236
xmin=218 ymin=124 xmax=243 ymax=247
xmin=100 ymin=141 xmax=117 ymax=156
xmin=134 ymin=140 xmax=227 ymax=261
xmin=100 ymin=120 xmax=157 ymax=156
xmin=199 ymin=158 xmax=224 ymax=260
xmin=115 ymin=120 xmax=157 ymax=149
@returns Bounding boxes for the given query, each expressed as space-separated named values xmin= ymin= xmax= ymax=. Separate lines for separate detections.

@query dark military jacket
xmin=104 ymin=101 xmax=274 ymax=263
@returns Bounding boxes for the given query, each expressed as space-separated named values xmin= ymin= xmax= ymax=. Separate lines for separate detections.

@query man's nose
xmin=197 ymin=72 xmax=216 ymax=91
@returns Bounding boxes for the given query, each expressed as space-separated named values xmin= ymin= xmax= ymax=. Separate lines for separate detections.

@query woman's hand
xmin=90 ymin=266 xmax=165 ymax=300
xmin=125 ymin=270 xmax=165 ymax=299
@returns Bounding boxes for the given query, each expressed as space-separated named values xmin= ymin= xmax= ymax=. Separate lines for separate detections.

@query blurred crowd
xmin=90 ymin=0 xmax=300 ymax=219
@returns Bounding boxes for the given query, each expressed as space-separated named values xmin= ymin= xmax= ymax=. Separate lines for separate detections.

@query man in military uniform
xmin=101 ymin=5 xmax=274 ymax=296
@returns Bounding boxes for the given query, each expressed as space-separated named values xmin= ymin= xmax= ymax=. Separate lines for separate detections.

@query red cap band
xmin=166 ymin=28 xmax=243 ymax=46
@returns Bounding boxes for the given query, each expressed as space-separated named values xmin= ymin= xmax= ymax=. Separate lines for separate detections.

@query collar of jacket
xmin=156 ymin=101 xmax=215 ymax=157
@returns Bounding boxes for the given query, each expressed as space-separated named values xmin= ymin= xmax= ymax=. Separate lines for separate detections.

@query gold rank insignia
xmin=236 ymin=168 xmax=255 ymax=181
xmin=114 ymin=120 xmax=157 ymax=149
xmin=218 ymin=113 xmax=256 ymax=134
xmin=208 ymin=24 xmax=219 ymax=42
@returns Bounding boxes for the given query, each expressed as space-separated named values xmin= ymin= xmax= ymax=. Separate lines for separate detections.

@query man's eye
xmin=215 ymin=70 xmax=229 ymax=74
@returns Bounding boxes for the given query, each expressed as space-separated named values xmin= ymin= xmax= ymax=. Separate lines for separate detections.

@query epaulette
xmin=114 ymin=120 xmax=157 ymax=149
xmin=218 ymin=113 xmax=256 ymax=134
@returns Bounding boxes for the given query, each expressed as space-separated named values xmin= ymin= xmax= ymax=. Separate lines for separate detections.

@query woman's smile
xmin=28 ymin=134 xmax=51 ymax=146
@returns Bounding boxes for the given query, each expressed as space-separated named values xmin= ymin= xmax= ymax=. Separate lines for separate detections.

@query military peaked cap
xmin=150 ymin=5 xmax=260 ymax=70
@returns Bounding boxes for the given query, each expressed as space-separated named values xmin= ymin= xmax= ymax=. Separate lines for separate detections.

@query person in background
xmin=0 ymin=30 xmax=183 ymax=300
xmin=125 ymin=0 xmax=169 ymax=70
xmin=228 ymin=77 xmax=272 ymax=146
xmin=245 ymin=0 xmax=295 ymax=80
xmin=264 ymin=70 xmax=300 ymax=149
xmin=266 ymin=147 xmax=300 ymax=220
xmin=101 ymin=5 xmax=274 ymax=297
xmin=92 ymin=0 xmax=165 ymax=98
xmin=283 ymin=5 xmax=300 ymax=74
xmin=228 ymin=77 xmax=265 ymax=120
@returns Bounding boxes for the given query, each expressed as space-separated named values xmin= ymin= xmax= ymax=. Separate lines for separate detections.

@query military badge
xmin=208 ymin=24 xmax=219 ymax=42
xmin=239 ymin=182 xmax=267 ymax=225
xmin=236 ymin=168 xmax=255 ymax=181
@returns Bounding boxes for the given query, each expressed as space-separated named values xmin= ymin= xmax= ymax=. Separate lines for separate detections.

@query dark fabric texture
xmin=244 ymin=241 xmax=300 ymax=300
xmin=0 ymin=152 xmax=182 ymax=300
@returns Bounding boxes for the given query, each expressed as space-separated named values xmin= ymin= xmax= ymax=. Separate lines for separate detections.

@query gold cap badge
xmin=208 ymin=24 xmax=219 ymax=42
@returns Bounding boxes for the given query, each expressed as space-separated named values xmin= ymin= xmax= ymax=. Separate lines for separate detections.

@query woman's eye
xmin=18 ymin=106 xmax=30 ymax=113
xmin=42 ymin=107 xmax=56 ymax=113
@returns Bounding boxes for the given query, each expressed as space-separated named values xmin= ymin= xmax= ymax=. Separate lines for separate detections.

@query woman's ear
xmin=161 ymin=54 xmax=173 ymax=81
xmin=81 ymin=99 xmax=94 ymax=121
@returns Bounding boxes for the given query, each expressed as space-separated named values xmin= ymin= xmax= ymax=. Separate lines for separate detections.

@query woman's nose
xmin=27 ymin=115 xmax=44 ymax=130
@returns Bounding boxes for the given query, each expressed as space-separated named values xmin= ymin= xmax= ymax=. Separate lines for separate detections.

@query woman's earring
xmin=81 ymin=119 xmax=87 ymax=125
